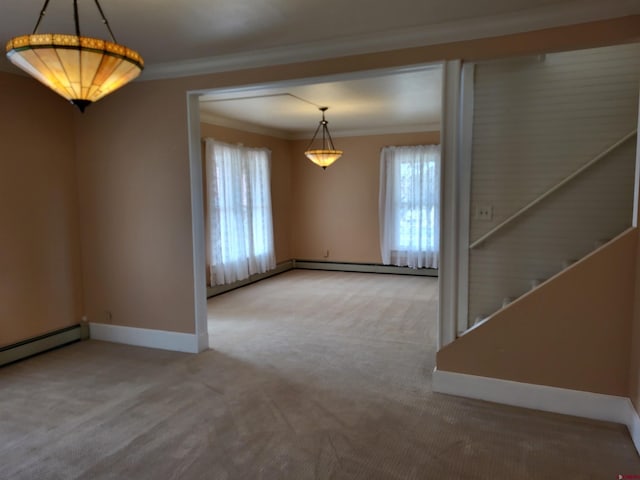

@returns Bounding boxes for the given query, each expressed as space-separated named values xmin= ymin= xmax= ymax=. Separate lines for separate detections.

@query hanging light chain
xmin=30 ymin=0 xmax=118 ymax=42
xmin=32 ymin=0 xmax=52 ymax=33
xmin=73 ymin=0 xmax=81 ymax=36
xmin=93 ymin=0 xmax=118 ymax=42
xmin=306 ymin=106 xmax=339 ymax=152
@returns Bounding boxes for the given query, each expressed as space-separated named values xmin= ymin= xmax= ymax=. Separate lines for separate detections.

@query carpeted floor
xmin=1 ymin=270 xmax=638 ymax=479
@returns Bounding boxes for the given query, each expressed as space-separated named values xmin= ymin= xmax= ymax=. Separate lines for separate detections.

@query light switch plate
xmin=475 ymin=205 xmax=493 ymax=221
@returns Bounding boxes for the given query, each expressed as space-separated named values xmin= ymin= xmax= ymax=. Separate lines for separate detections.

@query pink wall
xmin=71 ymin=17 xmax=639 ymax=337
xmin=0 ymin=73 xmax=83 ymax=347
xmin=2 ymin=16 xmax=639 ymax=420
xmin=291 ymin=132 xmax=439 ymax=262
xmin=438 ymin=228 xmax=638 ymax=396
xmin=200 ymin=123 xmax=293 ymax=264
xmin=74 ymin=82 xmax=196 ymax=333
xmin=200 ymin=124 xmax=438 ymax=265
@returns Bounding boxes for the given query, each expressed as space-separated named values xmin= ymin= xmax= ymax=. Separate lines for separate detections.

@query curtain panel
xmin=379 ymin=144 xmax=440 ymax=269
xmin=205 ymin=138 xmax=276 ymax=286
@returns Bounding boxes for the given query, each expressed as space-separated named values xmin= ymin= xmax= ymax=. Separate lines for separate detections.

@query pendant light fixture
xmin=6 ymin=0 xmax=144 ymax=112
xmin=304 ymin=107 xmax=343 ymax=169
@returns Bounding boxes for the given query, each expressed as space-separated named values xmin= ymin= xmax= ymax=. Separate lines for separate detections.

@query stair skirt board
xmin=432 ymin=368 xmax=640 ymax=456
xmin=89 ymin=323 xmax=201 ymax=354
xmin=466 ymin=230 xmax=631 ymax=333
xmin=207 ymin=260 xmax=438 ymax=298
xmin=0 ymin=325 xmax=84 ymax=367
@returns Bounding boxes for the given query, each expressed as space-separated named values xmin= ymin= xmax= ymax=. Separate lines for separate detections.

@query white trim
xmin=140 ymin=0 xmax=640 ymax=80
xmin=438 ymin=60 xmax=462 ymax=349
xmin=633 ymin=84 xmax=640 ymax=227
xmin=190 ymin=63 xmax=443 ymax=349
xmin=89 ymin=323 xmax=200 ymax=354
xmin=305 ymin=123 xmax=442 ymax=140
xmin=626 ymin=400 xmax=640 ymax=455
xmin=432 ymin=369 xmax=640 ymax=453
xmin=200 ymin=112 xmax=292 ymax=140
xmin=190 ymin=64 xmax=440 ymax=98
xmin=456 ymin=63 xmax=475 ymax=336
xmin=200 ymin=111 xmax=441 ymax=140
xmin=187 ymin=93 xmax=210 ymax=353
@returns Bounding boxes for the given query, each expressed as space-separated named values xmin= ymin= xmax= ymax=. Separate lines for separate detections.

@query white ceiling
xmin=199 ymin=66 xmax=443 ymax=137
xmin=1 ymin=0 xmax=637 ymax=135
xmin=1 ymin=0 xmax=638 ymax=78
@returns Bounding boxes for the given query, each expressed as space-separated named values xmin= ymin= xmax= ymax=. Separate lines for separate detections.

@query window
xmin=379 ymin=144 xmax=440 ymax=268
xmin=205 ymin=138 xmax=276 ymax=286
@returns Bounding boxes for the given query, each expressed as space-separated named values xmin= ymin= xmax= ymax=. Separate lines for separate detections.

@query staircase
xmin=466 ymin=130 xmax=637 ymax=331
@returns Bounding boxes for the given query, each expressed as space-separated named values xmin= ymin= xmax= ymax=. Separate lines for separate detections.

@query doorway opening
xmin=187 ymin=64 xmax=444 ymax=363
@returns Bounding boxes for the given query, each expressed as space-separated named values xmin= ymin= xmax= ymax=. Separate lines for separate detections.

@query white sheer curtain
xmin=379 ymin=144 xmax=440 ymax=269
xmin=205 ymin=138 xmax=276 ymax=286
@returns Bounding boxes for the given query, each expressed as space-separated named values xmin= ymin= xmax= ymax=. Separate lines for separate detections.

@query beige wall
xmin=200 ymin=123 xmax=293 ymax=264
xmin=74 ymin=84 xmax=196 ymax=333
xmin=2 ymin=15 xmax=639 ymax=417
xmin=438 ymin=228 xmax=638 ymax=396
xmin=200 ymin=124 xmax=438 ymax=265
xmin=291 ymin=132 xmax=439 ymax=262
xmin=0 ymin=73 xmax=83 ymax=347
xmin=71 ymin=16 xmax=639 ymax=336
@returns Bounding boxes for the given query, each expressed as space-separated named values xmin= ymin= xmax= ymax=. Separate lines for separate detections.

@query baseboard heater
xmin=293 ymin=260 xmax=438 ymax=277
xmin=207 ymin=260 xmax=295 ymax=298
xmin=207 ymin=259 xmax=437 ymax=298
xmin=0 ymin=324 xmax=85 ymax=368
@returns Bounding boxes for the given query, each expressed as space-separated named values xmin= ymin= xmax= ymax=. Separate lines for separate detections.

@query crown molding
xmin=301 ymin=123 xmax=441 ymax=139
xmin=200 ymin=112 xmax=293 ymax=139
xmin=200 ymin=112 xmax=440 ymax=140
xmin=142 ymin=1 xmax=640 ymax=80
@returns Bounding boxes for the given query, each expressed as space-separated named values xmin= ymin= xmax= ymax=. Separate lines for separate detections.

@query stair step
xmin=473 ymin=316 xmax=486 ymax=326
xmin=530 ymin=279 xmax=542 ymax=290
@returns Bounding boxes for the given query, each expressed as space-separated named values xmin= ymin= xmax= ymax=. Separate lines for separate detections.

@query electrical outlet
xmin=475 ymin=205 xmax=493 ymax=221
xmin=105 ymin=310 xmax=113 ymax=323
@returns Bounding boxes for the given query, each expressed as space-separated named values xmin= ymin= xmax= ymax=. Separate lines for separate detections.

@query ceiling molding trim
xmin=294 ymin=123 xmax=442 ymax=140
xmin=142 ymin=1 xmax=639 ymax=81
xmin=200 ymin=112 xmax=293 ymax=139
xmin=200 ymin=112 xmax=440 ymax=139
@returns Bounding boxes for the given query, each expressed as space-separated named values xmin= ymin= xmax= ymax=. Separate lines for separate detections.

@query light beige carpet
xmin=0 ymin=270 xmax=638 ymax=479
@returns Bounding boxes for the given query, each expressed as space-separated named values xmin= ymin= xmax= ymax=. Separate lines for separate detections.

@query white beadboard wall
xmin=468 ymin=43 xmax=640 ymax=327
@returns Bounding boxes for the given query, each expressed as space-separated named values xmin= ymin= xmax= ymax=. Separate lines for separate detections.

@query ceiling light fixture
xmin=304 ymin=107 xmax=343 ymax=169
xmin=6 ymin=0 xmax=144 ymax=112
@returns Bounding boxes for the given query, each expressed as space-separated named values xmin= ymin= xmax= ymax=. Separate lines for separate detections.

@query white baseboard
xmin=197 ymin=331 xmax=210 ymax=352
xmin=625 ymin=399 xmax=640 ymax=455
xmin=433 ymin=368 xmax=640 ymax=455
xmin=89 ymin=323 xmax=201 ymax=354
